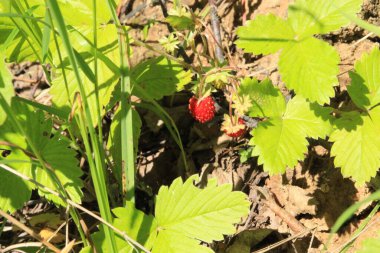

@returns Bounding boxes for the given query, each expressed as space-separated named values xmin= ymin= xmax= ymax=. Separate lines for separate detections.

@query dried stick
xmin=0 ymin=210 xmax=61 ymax=253
xmin=208 ymin=0 xmax=225 ymax=63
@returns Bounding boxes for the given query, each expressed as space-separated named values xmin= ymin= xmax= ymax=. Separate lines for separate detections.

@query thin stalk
xmin=92 ymin=0 xmax=104 ymax=144
xmin=45 ymin=0 xmax=118 ymax=251
xmin=106 ymin=0 xmax=136 ymax=203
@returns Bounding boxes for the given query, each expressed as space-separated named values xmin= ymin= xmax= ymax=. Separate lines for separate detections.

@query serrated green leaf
xmin=50 ymin=24 xmax=119 ymax=126
xmin=152 ymin=230 xmax=213 ymax=253
xmin=0 ymin=157 xmax=32 ymax=213
xmin=348 ymin=47 xmax=380 ymax=109
xmin=356 ymin=235 xmax=380 ymax=253
xmin=0 ymin=99 xmax=83 ymax=209
xmin=92 ymin=201 xmax=157 ymax=253
xmin=251 ymin=96 xmax=333 ymax=174
xmin=288 ymin=0 xmax=363 ymax=37
xmin=155 ymin=176 xmax=250 ymax=244
xmin=330 ymin=107 xmax=380 ymax=185
xmin=238 ymin=78 xmax=286 ymax=118
xmin=0 ymin=50 xmax=14 ymax=125
xmin=108 ymin=109 xmax=142 ymax=184
xmin=279 ymin=38 xmax=339 ymax=104
xmin=131 ymin=57 xmax=192 ymax=100
xmin=1 ymin=0 xmax=112 ymax=61
xmin=236 ymin=14 xmax=295 ymax=55
xmin=166 ymin=15 xmax=194 ymax=31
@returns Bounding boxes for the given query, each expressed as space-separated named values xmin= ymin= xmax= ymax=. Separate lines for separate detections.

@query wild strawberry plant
xmin=234 ymin=0 xmax=380 ymax=185
xmin=0 ymin=0 xmax=250 ymax=252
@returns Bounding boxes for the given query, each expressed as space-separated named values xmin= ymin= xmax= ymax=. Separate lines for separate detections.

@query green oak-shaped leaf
xmin=154 ymin=176 xmax=250 ymax=245
xmin=238 ymin=78 xmax=286 ymax=118
xmin=279 ymin=37 xmax=340 ymax=105
xmin=251 ymin=96 xmax=333 ymax=174
xmin=288 ymin=0 xmax=363 ymax=38
xmin=330 ymin=107 xmax=380 ymax=185
xmin=236 ymin=14 xmax=295 ymax=55
xmin=348 ymin=47 xmax=380 ymax=109
xmin=92 ymin=201 xmax=157 ymax=253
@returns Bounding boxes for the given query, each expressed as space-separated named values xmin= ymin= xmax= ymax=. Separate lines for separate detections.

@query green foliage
xmin=108 ymin=109 xmax=142 ymax=184
xmin=331 ymin=48 xmax=380 ymax=185
xmin=238 ymin=78 xmax=285 ymax=118
xmin=50 ymin=24 xmax=120 ymax=126
xmin=236 ymin=0 xmax=362 ymax=104
xmin=0 ymin=51 xmax=14 ymax=125
xmin=92 ymin=201 xmax=157 ymax=253
xmin=91 ymin=176 xmax=250 ymax=253
xmin=348 ymin=48 xmax=380 ymax=109
xmin=357 ymin=236 xmax=380 ymax=253
xmin=0 ymin=99 xmax=83 ymax=211
xmin=239 ymin=78 xmax=333 ymax=174
xmin=131 ymin=56 xmax=192 ymax=100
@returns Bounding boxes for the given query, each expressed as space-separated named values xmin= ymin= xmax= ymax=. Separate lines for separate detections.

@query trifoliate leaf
xmin=92 ymin=201 xmax=157 ymax=253
xmin=330 ymin=107 xmax=380 ymax=185
xmin=348 ymin=47 xmax=380 ymax=110
xmin=107 ymin=109 xmax=142 ymax=184
xmin=131 ymin=57 xmax=192 ymax=100
xmin=288 ymin=0 xmax=363 ymax=38
xmin=251 ymin=96 xmax=333 ymax=174
xmin=0 ymin=99 xmax=83 ymax=209
xmin=236 ymin=14 xmax=295 ymax=55
xmin=155 ymin=176 xmax=250 ymax=244
xmin=279 ymin=38 xmax=339 ymax=104
xmin=238 ymin=78 xmax=286 ymax=118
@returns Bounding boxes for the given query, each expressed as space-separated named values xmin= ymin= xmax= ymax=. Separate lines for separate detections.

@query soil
xmin=3 ymin=0 xmax=380 ymax=252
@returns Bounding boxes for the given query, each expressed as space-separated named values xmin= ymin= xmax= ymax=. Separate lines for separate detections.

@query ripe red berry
xmin=223 ymin=118 xmax=246 ymax=138
xmin=188 ymin=96 xmax=216 ymax=123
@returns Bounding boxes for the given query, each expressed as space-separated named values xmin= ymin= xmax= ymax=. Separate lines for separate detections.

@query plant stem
xmin=208 ymin=0 xmax=224 ymax=64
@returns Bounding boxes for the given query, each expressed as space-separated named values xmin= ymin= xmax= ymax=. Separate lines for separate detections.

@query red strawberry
xmin=221 ymin=116 xmax=246 ymax=138
xmin=188 ymin=96 xmax=215 ymax=123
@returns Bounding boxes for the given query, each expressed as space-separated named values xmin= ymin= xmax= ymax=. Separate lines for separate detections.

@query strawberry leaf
xmin=154 ymin=176 xmax=250 ymax=244
xmin=238 ymin=78 xmax=286 ymax=118
xmin=92 ymin=201 xmax=157 ymax=253
xmin=330 ymin=108 xmax=380 ymax=185
xmin=251 ymin=96 xmax=333 ymax=174
xmin=131 ymin=57 xmax=192 ymax=100
xmin=348 ymin=47 xmax=380 ymax=110
xmin=236 ymin=14 xmax=295 ymax=55
xmin=0 ymin=99 xmax=83 ymax=210
xmin=279 ymin=38 xmax=339 ymax=104
xmin=288 ymin=0 xmax=363 ymax=38
xmin=50 ymin=25 xmax=120 ymax=126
